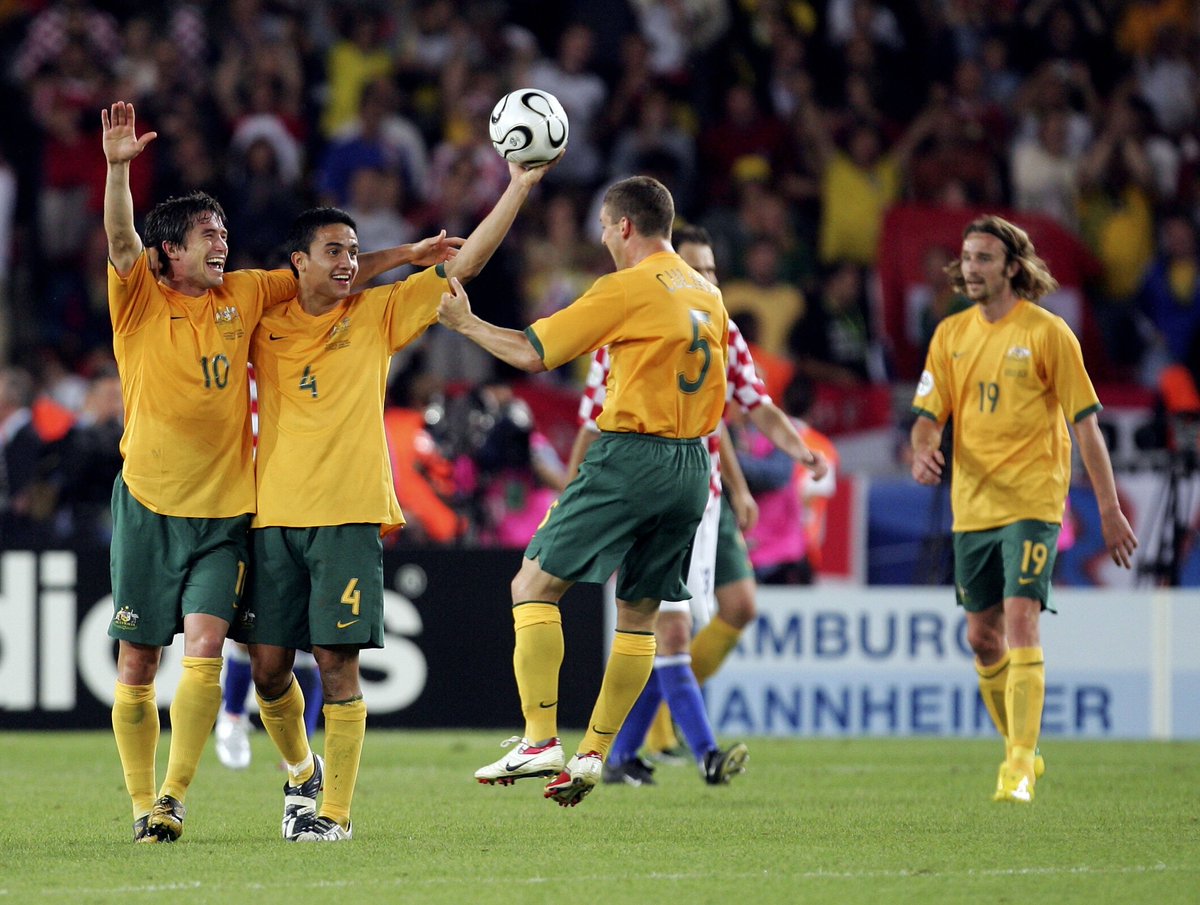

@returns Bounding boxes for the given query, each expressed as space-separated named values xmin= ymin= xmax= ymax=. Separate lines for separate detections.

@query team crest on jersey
xmin=111 ymin=606 xmax=141 ymax=630
xmin=326 ymin=316 xmax=352 ymax=351
xmin=1004 ymin=345 xmax=1031 ymax=378
xmin=214 ymin=306 xmax=245 ymax=340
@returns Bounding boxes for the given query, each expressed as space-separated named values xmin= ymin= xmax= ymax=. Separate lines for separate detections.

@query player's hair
xmin=143 ymin=191 xmax=227 ymax=279
xmin=603 ymin=176 xmax=674 ymax=239
xmin=672 ymin=223 xmax=713 ymax=250
xmin=945 ymin=214 xmax=1059 ymax=302
xmin=285 ymin=207 xmax=358 ymax=276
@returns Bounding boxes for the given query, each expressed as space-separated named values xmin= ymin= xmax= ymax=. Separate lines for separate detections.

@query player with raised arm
xmin=911 ymin=215 xmax=1137 ymax=803
xmin=569 ymin=225 xmax=827 ymax=786
xmin=238 ymin=157 xmax=553 ymax=841
xmin=438 ymin=176 xmax=730 ymax=807
xmin=102 ymin=101 xmax=457 ymax=843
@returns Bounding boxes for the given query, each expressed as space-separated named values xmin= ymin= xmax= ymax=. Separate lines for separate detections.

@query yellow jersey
xmin=527 ymin=251 xmax=729 ymax=439
xmin=911 ymin=300 xmax=1101 ymax=532
xmin=108 ymin=252 xmax=296 ymax=517
xmin=250 ymin=265 xmax=448 ymax=532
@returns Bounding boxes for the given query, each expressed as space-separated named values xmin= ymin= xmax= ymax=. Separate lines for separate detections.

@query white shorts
xmin=661 ymin=490 xmax=720 ymax=626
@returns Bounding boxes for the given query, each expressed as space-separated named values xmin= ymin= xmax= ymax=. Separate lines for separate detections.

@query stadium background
xmin=0 ymin=1 xmax=1196 ymax=737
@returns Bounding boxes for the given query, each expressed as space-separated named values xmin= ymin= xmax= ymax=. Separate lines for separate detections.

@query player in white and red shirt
xmin=568 ymin=224 xmax=826 ymax=784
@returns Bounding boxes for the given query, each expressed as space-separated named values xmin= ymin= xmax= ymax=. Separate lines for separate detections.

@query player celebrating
xmin=439 ymin=176 xmax=729 ymax=807
xmin=239 ymin=158 xmax=552 ymax=841
xmin=910 ymin=215 xmax=1137 ymax=803
xmin=570 ymin=224 xmax=828 ymax=786
xmin=102 ymin=100 xmax=454 ymax=843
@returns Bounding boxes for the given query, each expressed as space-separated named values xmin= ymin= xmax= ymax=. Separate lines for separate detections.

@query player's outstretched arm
xmin=101 ymin=101 xmax=156 ymax=277
xmin=438 ymin=277 xmax=545 ymax=372
xmin=353 ymin=230 xmax=465 ymax=288
xmin=1074 ymin=413 xmax=1139 ymax=568
xmin=443 ymin=156 xmax=560 ymax=285
xmin=748 ymin=402 xmax=827 ymax=480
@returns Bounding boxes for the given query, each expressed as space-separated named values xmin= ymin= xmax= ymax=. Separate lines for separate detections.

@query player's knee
xmin=966 ymin=623 xmax=1004 ymax=661
xmin=655 ymin=612 xmax=691 ymax=653
xmin=716 ymin=581 xmax=756 ymax=629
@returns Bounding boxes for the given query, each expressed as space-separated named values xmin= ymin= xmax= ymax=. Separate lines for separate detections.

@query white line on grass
xmin=7 ymin=861 xmax=1195 ymax=896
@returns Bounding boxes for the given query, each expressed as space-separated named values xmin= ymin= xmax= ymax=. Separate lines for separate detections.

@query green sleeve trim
xmin=524 ymin=326 xmax=546 ymax=363
xmin=1073 ymin=402 xmax=1103 ymax=423
xmin=911 ymin=406 xmax=940 ymax=421
xmin=435 ymin=262 xmax=446 ymax=279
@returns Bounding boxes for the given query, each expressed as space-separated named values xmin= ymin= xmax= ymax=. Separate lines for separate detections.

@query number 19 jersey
xmin=911 ymin=300 xmax=1101 ymax=532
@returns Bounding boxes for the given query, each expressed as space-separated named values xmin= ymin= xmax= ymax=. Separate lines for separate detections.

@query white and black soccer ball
xmin=489 ymin=89 xmax=569 ymax=167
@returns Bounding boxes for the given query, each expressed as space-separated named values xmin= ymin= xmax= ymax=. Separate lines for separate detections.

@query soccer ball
xmin=489 ymin=89 xmax=569 ymax=167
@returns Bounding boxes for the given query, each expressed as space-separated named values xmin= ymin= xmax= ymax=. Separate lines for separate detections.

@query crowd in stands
xmin=0 ymin=0 xmax=1198 ymax=550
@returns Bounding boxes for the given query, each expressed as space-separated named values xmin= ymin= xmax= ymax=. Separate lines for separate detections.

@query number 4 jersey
xmin=911 ymin=300 xmax=1101 ymax=532
xmin=526 ymin=250 xmax=729 ymax=440
xmin=108 ymin=252 xmax=296 ymax=517
xmin=249 ymin=265 xmax=449 ymax=534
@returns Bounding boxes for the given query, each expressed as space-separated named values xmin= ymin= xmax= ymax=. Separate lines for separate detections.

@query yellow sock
xmin=512 ymin=602 xmax=564 ymax=742
xmin=645 ymin=702 xmax=678 ymax=753
xmin=976 ymin=652 xmax=1011 ymax=760
xmin=1006 ymin=646 xmax=1045 ymax=773
xmin=257 ymin=677 xmax=312 ymax=784
xmin=160 ymin=656 xmax=223 ymax=802
xmin=112 ymin=682 xmax=159 ymax=817
xmin=578 ymin=630 xmax=656 ymax=758
xmin=320 ymin=698 xmax=366 ymax=829
xmin=690 ymin=615 xmax=742 ymax=685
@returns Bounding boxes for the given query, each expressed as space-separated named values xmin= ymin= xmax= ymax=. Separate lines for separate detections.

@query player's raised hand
xmin=509 ymin=148 xmax=565 ymax=187
xmin=101 ymin=101 xmax=157 ymax=165
xmin=409 ymin=229 xmax=465 ymax=267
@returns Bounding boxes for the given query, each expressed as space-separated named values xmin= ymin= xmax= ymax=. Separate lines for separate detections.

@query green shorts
xmin=108 ymin=473 xmax=251 ymax=646
xmin=526 ymin=432 xmax=710 ymax=602
xmin=953 ymin=520 xmax=1060 ymax=613
xmin=714 ymin=492 xmax=754 ymax=588
xmin=237 ymin=524 xmax=385 ymax=651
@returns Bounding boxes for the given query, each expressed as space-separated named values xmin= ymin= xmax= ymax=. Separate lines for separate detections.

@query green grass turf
xmin=0 ymin=731 xmax=1196 ymax=905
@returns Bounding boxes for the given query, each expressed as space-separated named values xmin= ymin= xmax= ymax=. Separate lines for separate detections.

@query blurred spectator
xmin=520 ymin=193 xmax=601 ymax=323
xmin=224 ymin=137 xmax=304 ymax=271
xmin=720 ymin=238 xmax=806 ymax=358
xmin=321 ymin=6 xmax=397 ymax=138
xmin=0 ymin=366 xmax=47 ymax=548
xmin=44 ymin=364 xmax=123 ymax=546
xmin=798 ymin=96 xmax=921 ymax=266
xmin=316 ymin=78 xmax=429 ymax=208
xmin=523 ymin=24 xmax=609 ymax=187
xmin=1136 ymin=213 xmax=1200 ymax=380
xmin=699 ymin=83 xmax=788 ymax=208
xmin=1131 ymin=24 xmax=1197 ymax=138
xmin=609 ymin=86 xmax=697 ymax=213
xmin=1010 ymin=107 xmax=1083 ymax=231
xmin=0 ymin=141 xmax=14 ymax=361
xmin=343 ymin=168 xmax=416 ymax=287
xmin=789 ymin=261 xmax=882 ymax=386
xmin=906 ymin=244 xmax=969 ymax=355
xmin=12 ymin=0 xmax=121 ymax=83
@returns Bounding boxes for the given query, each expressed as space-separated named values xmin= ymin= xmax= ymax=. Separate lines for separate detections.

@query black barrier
xmin=0 ymin=547 xmax=606 ymax=730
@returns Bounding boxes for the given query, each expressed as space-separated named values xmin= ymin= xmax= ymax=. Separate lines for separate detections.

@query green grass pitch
xmin=0 ymin=730 xmax=1196 ymax=904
